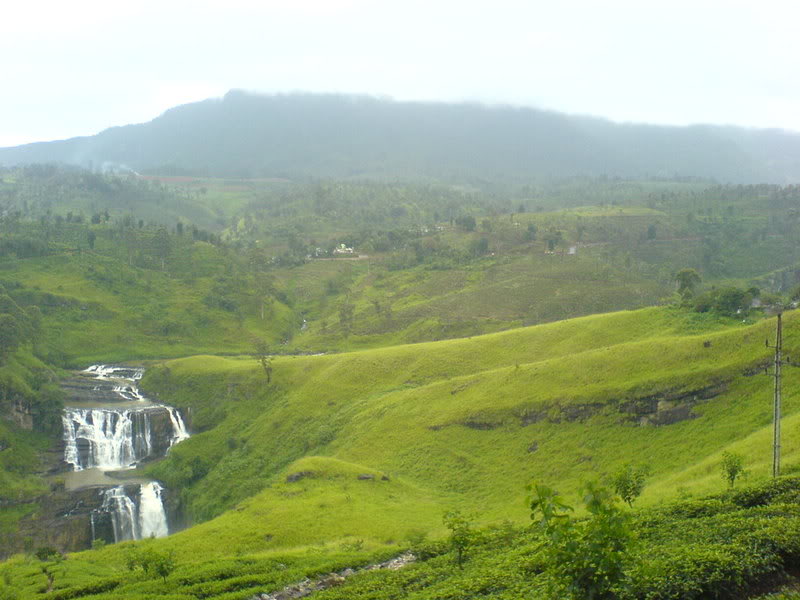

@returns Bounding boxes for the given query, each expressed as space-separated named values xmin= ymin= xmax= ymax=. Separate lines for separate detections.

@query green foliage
xmin=125 ymin=545 xmax=177 ymax=582
xmin=4 ymin=92 xmax=799 ymax=183
xmin=611 ymin=464 xmax=650 ymax=507
xmin=529 ymin=481 xmax=631 ymax=599
xmin=6 ymin=166 xmax=800 ymax=598
xmin=721 ymin=452 xmax=747 ymax=488
xmin=0 ymin=315 xmax=22 ymax=359
xmin=468 ymin=237 xmax=489 ymax=257
xmin=34 ymin=547 xmax=62 ymax=562
xmin=442 ymin=510 xmax=475 ymax=569
xmin=694 ymin=286 xmax=754 ymax=317
xmin=455 ymin=215 xmax=476 ymax=232
xmin=252 ymin=339 xmax=273 ymax=383
xmin=674 ymin=267 xmax=701 ymax=299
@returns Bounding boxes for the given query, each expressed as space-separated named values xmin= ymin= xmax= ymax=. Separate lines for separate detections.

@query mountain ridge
xmin=3 ymin=90 xmax=800 ymax=183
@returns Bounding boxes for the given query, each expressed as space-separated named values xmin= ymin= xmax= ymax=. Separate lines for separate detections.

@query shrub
xmin=721 ymin=452 xmax=747 ymax=488
xmin=611 ymin=464 xmax=649 ymax=507
xmin=529 ymin=481 xmax=632 ymax=599
xmin=443 ymin=510 xmax=475 ymax=569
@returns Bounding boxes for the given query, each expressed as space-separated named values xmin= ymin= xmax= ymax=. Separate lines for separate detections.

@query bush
xmin=125 ymin=545 xmax=177 ymax=582
xmin=721 ymin=452 xmax=747 ymax=488
xmin=442 ymin=510 xmax=475 ymax=569
xmin=611 ymin=463 xmax=649 ymax=507
xmin=34 ymin=547 xmax=62 ymax=562
xmin=529 ymin=481 xmax=632 ymax=599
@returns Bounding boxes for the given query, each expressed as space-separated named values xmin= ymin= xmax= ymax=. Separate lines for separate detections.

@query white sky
xmin=2 ymin=0 xmax=799 ymax=146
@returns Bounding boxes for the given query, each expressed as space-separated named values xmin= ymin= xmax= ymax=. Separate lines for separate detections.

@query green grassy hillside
xmin=135 ymin=307 xmax=792 ymax=544
xmin=8 ymin=166 xmax=800 ymax=598
xmin=3 ymin=306 xmax=800 ymax=599
xmin=0 ymin=236 xmax=296 ymax=366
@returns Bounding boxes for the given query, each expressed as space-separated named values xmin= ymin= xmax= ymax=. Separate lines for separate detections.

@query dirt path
xmin=251 ymin=552 xmax=415 ymax=600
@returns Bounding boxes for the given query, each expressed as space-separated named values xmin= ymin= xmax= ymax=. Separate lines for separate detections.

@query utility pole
xmin=766 ymin=312 xmax=785 ymax=477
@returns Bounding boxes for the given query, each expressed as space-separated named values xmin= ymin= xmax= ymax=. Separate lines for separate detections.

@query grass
xmin=288 ymin=246 xmax=672 ymax=351
xmin=6 ymin=473 xmax=800 ymax=599
xmin=131 ymin=307 xmax=789 ymax=548
xmin=0 ymin=349 xmax=59 ymax=503
xmin=0 ymin=249 xmax=296 ymax=366
xmin=1 ymin=304 xmax=799 ymax=598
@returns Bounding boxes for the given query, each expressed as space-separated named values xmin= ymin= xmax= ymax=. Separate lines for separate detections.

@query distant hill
xmin=2 ymin=90 xmax=800 ymax=183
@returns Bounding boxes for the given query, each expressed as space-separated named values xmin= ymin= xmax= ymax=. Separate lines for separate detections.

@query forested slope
xmin=2 ymin=91 xmax=800 ymax=182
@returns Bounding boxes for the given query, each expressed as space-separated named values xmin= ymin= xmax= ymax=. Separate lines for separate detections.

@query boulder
xmin=286 ymin=471 xmax=315 ymax=483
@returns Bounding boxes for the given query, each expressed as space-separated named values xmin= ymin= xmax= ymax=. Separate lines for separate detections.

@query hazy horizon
xmin=3 ymin=0 xmax=800 ymax=147
xmin=4 ymin=88 xmax=799 ymax=150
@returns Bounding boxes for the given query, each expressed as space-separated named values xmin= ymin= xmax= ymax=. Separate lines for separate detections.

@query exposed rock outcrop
xmin=250 ymin=552 xmax=415 ymax=600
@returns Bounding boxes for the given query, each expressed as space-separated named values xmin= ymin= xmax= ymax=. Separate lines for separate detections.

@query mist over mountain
xmin=2 ymin=90 xmax=800 ymax=183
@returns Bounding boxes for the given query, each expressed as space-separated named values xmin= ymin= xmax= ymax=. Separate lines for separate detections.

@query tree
xmin=442 ymin=509 xmax=474 ymax=569
xmin=543 ymin=228 xmax=563 ymax=252
xmin=253 ymin=275 xmax=276 ymax=319
xmin=529 ymin=481 xmax=631 ymax=599
xmin=152 ymin=227 xmax=171 ymax=271
xmin=469 ymin=237 xmax=489 ymax=257
xmin=125 ymin=546 xmax=176 ymax=583
xmin=674 ymin=268 xmax=701 ymax=299
xmin=0 ymin=314 xmax=22 ymax=361
xmin=33 ymin=384 xmax=64 ymax=434
xmin=721 ymin=452 xmax=746 ymax=488
xmin=714 ymin=287 xmax=751 ymax=317
xmin=151 ymin=550 xmax=176 ymax=583
xmin=252 ymin=339 xmax=273 ymax=383
xmin=338 ymin=301 xmax=355 ymax=336
xmin=611 ymin=464 xmax=649 ymax=507
xmin=455 ymin=215 xmax=476 ymax=232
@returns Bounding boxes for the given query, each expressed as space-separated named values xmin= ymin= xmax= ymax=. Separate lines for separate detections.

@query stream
xmin=61 ymin=365 xmax=189 ymax=544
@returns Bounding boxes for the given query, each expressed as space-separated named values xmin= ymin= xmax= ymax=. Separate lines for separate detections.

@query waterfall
xmin=100 ymin=486 xmax=140 ymax=542
xmin=85 ymin=364 xmax=144 ymax=381
xmin=95 ymin=483 xmax=169 ymax=542
xmin=63 ymin=365 xmax=189 ymax=546
xmin=112 ymin=385 xmax=145 ymax=401
xmin=167 ymin=407 xmax=190 ymax=446
xmin=138 ymin=482 xmax=169 ymax=538
xmin=62 ymin=408 xmax=152 ymax=470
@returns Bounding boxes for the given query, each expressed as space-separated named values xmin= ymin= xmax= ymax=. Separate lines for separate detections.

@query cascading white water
xmin=100 ymin=486 xmax=140 ymax=542
xmin=112 ymin=385 xmax=145 ymax=401
xmin=85 ymin=364 xmax=144 ymax=381
xmin=65 ymin=365 xmax=189 ymax=545
xmin=138 ymin=482 xmax=169 ymax=538
xmin=62 ymin=408 xmax=152 ymax=470
xmin=167 ymin=407 xmax=190 ymax=446
xmin=96 ymin=483 xmax=169 ymax=542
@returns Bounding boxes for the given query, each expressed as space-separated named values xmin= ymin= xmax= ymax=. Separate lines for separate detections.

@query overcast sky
xmin=2 ymin=0 xmax=799 ymax=147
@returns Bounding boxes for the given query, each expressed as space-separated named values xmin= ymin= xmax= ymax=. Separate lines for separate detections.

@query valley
xmin=4 ymin=4 xmax=800 ymax=596
xmin=3 ymin=118 xmax=800 ymax=599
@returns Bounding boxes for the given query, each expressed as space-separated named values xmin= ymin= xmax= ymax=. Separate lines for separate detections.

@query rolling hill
xmin=3 ymin=306 xmax=800 ymax=598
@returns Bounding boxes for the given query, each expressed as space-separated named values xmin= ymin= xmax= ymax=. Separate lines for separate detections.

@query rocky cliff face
xmin=0 ymin=365 xmax=190 ymax=557
xmin=0 ymin=486 xmax=108 ymax=557
xmin=0 ymin=482 xmax=184 ymax=557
